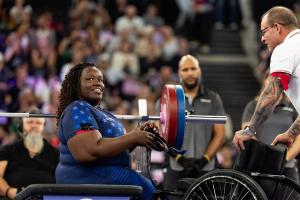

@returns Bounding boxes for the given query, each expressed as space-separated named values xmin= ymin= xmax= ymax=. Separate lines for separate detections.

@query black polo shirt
xmin=0 ymin=139 xmax=59 ymax=188
xmin=170 ymin=86 xmax=225 ymax=171
xmin=242 ymin=99 xmax=298 ymax=144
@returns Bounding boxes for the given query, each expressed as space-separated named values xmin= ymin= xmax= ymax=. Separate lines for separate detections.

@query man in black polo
xmin=0 ymin=107 xmax=59 ymax=199
xmin=163 ymin=54 xmax=226 ymax=192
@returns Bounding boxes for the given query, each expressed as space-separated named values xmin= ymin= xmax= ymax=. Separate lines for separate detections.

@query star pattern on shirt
xmin=70 ymin=101 xmax=125 ymax=137
xmin=103 ymin=115 xmax=118 ymax=135
xmin=99 ymin=113 xmax=123 ymax=136
xmin=72 ymin=102 xmax=92 ymax=130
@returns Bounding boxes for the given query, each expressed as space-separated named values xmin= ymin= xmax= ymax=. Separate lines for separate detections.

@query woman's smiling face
xmin=79 ymin=66 xmax=105 ymax=106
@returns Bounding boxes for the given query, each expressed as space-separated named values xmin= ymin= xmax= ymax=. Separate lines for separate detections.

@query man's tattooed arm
xmin=249 ymin=76 xmax=284 ymax=131
xmin=288 ymin=117 xmax=300 ymax=137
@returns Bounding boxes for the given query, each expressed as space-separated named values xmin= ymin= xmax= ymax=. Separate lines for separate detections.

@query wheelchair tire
xmin=183 ymin=169 xmax=268 ymax=200
xmin=269 ymin=176 xmax=300 ymax=200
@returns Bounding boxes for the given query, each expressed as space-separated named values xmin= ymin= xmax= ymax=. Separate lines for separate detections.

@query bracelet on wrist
xmin=243 ymin=126 xmax=256 ymax=136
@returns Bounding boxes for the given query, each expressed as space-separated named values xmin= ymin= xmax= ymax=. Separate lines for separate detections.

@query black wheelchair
xmin=15 ymin=140 xmax=300 ymax=200
xmin=176 ymin=140 xmax=300 ymax=200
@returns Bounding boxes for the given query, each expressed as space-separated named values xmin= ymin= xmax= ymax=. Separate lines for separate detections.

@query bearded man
xmin=0 ymin=107 xmax=59 ymax=199
xmin=163 ymin=55 xmax=226 ymax=195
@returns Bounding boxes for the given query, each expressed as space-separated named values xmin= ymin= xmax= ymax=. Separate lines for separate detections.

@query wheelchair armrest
xmin=15 ymin=184 xmax=143 ymax=200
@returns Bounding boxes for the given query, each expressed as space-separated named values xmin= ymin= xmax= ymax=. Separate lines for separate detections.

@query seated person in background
xmin=242 ymin=74 xmax=300 ymax=183
xmin=55 ymin=63 xmax=158 ymax=200
xmin=0 ymin=106 xmax=59 ymax=199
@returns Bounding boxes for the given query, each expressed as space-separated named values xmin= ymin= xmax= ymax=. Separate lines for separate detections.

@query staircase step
xmin=211 ymin=37 xmax=242 ymax=43
xmin=196 ymin=28 xmax=260 ymax=131
xmin=210 ymin=42 xmax=243 ymax=49
xmin=200 ymin=63 xmax=260 ymax=131
xmin=197 ymin=55 xmax=249 ymax=65
xmin=211 ymin=48 xmax=244 ymax=55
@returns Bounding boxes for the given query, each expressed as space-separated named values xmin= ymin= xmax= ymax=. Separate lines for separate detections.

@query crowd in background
xmin=0 ymin=0 xmax=241 ymax=147
xmin=0 ymin=0 xmax=300 ymax=187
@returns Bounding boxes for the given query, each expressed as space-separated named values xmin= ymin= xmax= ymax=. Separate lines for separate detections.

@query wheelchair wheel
xmin=183 ymin=169 xmax=268 ymax=200
xmin=271 ymin=176 xmax=300 ymax=200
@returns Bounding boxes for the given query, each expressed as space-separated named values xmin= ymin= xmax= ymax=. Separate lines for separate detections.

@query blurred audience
xmin=1 ymin=0 xmax=298 ymax=190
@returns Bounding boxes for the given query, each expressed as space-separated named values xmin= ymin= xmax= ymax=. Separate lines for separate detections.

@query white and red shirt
xmin=270 ymin=29 xmax=300 ymax=114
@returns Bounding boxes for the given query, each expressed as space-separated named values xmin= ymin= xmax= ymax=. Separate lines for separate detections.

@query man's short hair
xmin=19 ymin=106 xmax=45 ymax=133
xmin=263 ymin=6 xmax=299 ymax=29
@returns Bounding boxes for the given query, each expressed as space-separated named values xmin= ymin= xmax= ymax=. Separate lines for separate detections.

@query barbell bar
xmin=0 ymin=113 xmax=226 ymax=123
xmin=0 ymin=85 xmax=227 ymax=149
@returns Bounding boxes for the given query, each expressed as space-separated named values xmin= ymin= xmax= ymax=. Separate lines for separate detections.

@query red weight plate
xmin=160 ymin=85 xmax=178 ymax=147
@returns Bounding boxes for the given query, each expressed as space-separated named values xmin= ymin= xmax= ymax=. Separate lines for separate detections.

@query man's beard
xmin=182 ymin=79 xmax=199 ymax=90
xmin=24 ymin=132 xmax=44 ymax=154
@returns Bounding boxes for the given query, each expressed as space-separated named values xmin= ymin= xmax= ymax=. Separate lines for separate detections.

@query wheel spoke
xmin=211 ymin=180 xmax=217 ymax=200
xmin=199 ymin=185 xmax=209 ymax=200
xmin=240 ymin=190 xmax=249 ymax=200
xmin=236 ymin=185 xmax=245 ymax=199
xmin=229 ymin=183 xmax=239 ymax=200
xmin=222 ymin=178 xmax=227 ymax=200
